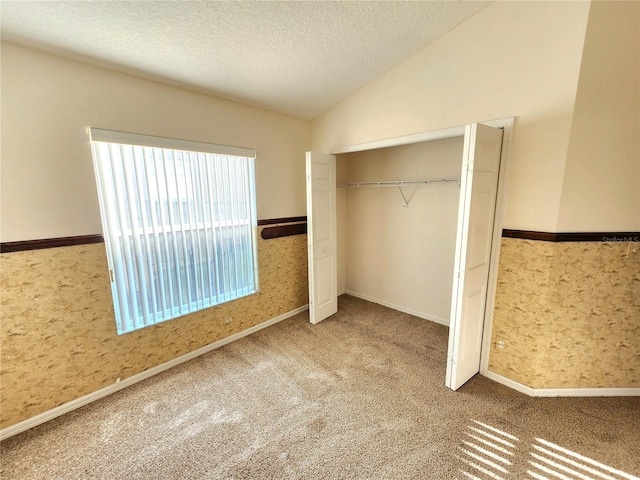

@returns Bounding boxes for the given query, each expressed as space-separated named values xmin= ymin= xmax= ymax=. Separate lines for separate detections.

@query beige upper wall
xmin=311 ymin=1 xmax=591 ymax=232
xmin=3 ymin=1 xmax=635 ymax=243
xmin=558 ymin=1 xmax=640 ymax=232
xmin=0 ymin=42 xmax=310 ymax=242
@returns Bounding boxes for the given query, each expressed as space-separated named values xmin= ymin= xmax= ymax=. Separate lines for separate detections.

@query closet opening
xmin=336 ymin=136 xmax=464 ymax=328
xmin=306 ymin=118 xmax=514 ymax=390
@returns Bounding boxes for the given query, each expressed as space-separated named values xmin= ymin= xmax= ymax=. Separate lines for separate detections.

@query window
xmin=89 ymin=128 xmax=258 ymax=335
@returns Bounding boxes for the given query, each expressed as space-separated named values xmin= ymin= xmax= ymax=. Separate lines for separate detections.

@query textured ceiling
xmin=1 ymin=1 xmax=490 ymax=119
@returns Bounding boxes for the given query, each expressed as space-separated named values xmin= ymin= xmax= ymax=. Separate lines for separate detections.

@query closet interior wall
xmin=336 ymin=136 xmax=464 ymax=325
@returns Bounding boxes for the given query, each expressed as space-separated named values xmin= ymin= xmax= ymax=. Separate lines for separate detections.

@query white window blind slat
xmin=235 ymin=160 xmax=246 ymax=295
xmin=247 ymin=158 xmax=258 ymax=292
xmin=226 ymin=156 xmax=240 ymax=294
xmin=93 ymin=144 xmax=128 ymax=333
xmin=142 ymin=147 xmax=168 ymax=318
xmin=120 ymin=144 xmax=153 ymax=329
xmin=155 ymin=150 xmax=178 ymax=316
xmin=240 ymin=160 xmax=252 ymax=295
xmin=109 ymin=144 xmax=141 ymax=331
xmin=186 ymin=151 xmax=202 ymax=311
xmin=198 ymin=153 xmax=215 ymax=304
xmin=174 ymin=153 xmax=192 ymax=315
xmin=212 ymin=156 xmax=229 ymax=297
xmin=192 ymin=153 xmax=206 ymax=305
xmin=133 ymin=146 xmax=159 ymax=324
xmin=164 ymin=153 xmax=185 ymax=316
xmin=204 ymin=155 xmax=221 ymax=303
xmin=173 ymin=152 xmax=189 ymax=313
xmin=90 ymin=129 xmax=258 ymax=335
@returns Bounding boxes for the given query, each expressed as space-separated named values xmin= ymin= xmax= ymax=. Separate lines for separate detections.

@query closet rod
xmin=336 ymin=179 xmax=460 ymax=188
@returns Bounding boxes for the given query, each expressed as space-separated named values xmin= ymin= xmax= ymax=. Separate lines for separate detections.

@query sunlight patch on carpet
xmin=526 ymin=438 xmax=638 ymax=480
xmin=457 ymin=420 xmax=639 ymax=480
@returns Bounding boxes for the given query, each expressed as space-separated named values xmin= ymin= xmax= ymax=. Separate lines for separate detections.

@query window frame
xmin=89 ymin=128 xmax=259 ymax=335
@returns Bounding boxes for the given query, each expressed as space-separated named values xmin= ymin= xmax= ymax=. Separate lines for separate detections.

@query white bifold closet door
xmin=305 ymin=152 xmax=338 ymax=324
xmin=446 ymin=123 xmax=503 ymax=390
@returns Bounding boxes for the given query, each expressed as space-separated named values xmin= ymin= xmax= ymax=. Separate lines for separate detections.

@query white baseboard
xmin=345 ymin=290 xmax=449 ymax=327
xmin=483 ymin=371 xmax=535 ymax=396
xmin=484 ymin=371 xmax=640 ymax=397
xmin=0 ymin=304 xmax=309 ymax=441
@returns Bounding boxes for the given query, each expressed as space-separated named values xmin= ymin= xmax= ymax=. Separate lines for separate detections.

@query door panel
xmin=446 ymin=123 xmax=503 ymax=390
xmin=313 ymin=190 xmax=332 ymax=241
xmin=306 ymin=152 xmax=338 ymax=324
xmin=316 ymin=256 xmax=334 ymax=306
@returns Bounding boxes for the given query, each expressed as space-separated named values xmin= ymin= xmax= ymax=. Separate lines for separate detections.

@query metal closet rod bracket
xmin=397 ymin=185 xmax=410 ymax=207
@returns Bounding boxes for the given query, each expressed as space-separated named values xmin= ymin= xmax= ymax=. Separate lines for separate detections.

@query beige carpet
xmin=1 ymin=295 xmax=639 ymax=479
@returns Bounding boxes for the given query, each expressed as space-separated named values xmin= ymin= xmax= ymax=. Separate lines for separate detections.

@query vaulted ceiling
xmin=1 ymin=1 xmax=490 ymax=119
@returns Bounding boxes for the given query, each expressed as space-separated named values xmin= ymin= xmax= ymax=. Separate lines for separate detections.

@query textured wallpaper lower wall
xmin=3 ymin=233 xmax=636 ymax=429
xmin=0 ymin=229 xmax=308 ymax=429
xmin=489 ymin=237 xmax=640 ymax=389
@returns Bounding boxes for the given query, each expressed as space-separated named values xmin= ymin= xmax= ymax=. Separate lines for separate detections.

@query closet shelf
xmin=337 ymin=178 xmax=460 ymax=208
xmin=336 ymin=179 xmax=460 ymax=188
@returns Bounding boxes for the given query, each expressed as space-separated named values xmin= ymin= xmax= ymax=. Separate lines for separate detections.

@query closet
xmin=306 ymin=120 xmax=512 ymax=390
xmin=337 ymin=136 xmax=463 ymax=326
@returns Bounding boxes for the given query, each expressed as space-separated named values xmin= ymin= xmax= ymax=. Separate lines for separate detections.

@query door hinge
xmin=109 ymin=269 xmax=115 ymax=282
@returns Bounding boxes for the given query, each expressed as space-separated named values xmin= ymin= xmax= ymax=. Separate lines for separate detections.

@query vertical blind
xmin=89 ymin=128 xmax=258 ymax=335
